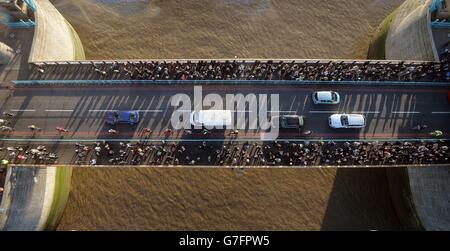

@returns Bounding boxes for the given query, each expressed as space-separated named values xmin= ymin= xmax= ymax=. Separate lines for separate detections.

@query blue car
xmin=105 ymin=110 xmax=140 ymax=125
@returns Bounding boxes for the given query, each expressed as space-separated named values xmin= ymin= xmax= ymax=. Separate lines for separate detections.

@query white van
xmin=190 ymin=110 xmax=232 ymax=128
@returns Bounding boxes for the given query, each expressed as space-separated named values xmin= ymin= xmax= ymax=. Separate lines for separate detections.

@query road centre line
xmin=10 ymin=109 xmax=35 ymax=112
xmin=88 ymin=109 xmax=163 ymax=112
xmin=431 ymin=111 xmax=450 ymax=114
xmin=176 ymin=110 xmax=254 ymax=113
xmin=269 ymin=111 xmax=297 ymax=113
xmin=45 ymin=109 xmax=74 ymax=112
xmin=351 ymin=111 xmax=380 ymax=114
xmin=392 ymin=111 xmax=420 ymax=114
xmin=309 ymin=111 xmax=338 ymax=113
xmin=136 ymin=110 xmax=163 ymax=112
xmin=176 ymin=110 xmax=296 ymax=113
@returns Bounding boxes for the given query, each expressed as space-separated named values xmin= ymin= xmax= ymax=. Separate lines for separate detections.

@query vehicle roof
xmin=282 ymin=116 xmax=300 ymax=126
xmin=346 ymin=114 xmax=365 ymax=125
xmin=198 ymin=110 xmax=232 ymax=126
xmin=316 ymin=91 xmax=333 ymax=100
xmin=106 ymin=110 xmax=138 ymax=121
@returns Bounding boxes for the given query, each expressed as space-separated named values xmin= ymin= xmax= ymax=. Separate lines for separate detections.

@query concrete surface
xmin=0 ymin=28 xmax=34 ymax=84
xmin=431 ymin=27 xmax=450 ymax=58
xmin=28 ymin=0 xmax=84 ymax=62
xmin=407 ymin=166 xmax=450 ymax=230
xmin=386 ymin=0 xmax=439 ymax=61
xmin=0 ymin=166 xmax=56 ymax=230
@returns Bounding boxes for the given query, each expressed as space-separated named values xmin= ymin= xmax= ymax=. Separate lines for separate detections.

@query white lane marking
xmin=45 ymin=109 xmax=74 ymax=112
xmin=176 ymin=110 xmax=296 ymax=113
xmin=88 ymin=110 xmax=114 ymax=112
xmin=10 ymin=109 xmax=35 ymax=112
xmin=136 ymin=110 xmax=163 ymax=112
xmin=269 ymin=111 xmax=297 ymax=113
xmin=392 ymin=111 xmax=420 ymax=114
xmin=431 ymin=111 xmax=450 ymax=114
xmin=309 ymin=111 xmax=338 ymax=113
xmin=89 ymin=109 xmax=163 ymax=113
xmin=176 ymin=110 xmax=253 ymax=113
xmin=352 ymin=111 xmax=380 ymax=114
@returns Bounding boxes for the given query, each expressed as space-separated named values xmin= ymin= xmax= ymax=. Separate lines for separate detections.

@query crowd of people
xmin=440 ymin=48 xmax=450 ymax=63
xmin=36 ymin=58 xmax=449 ymax=82
xmin=0 ymin=139 xmax=448 ymax=167
xmin=98 ymin=60 xmax=449 ymax=82
xmin=68 ymin=140 xmax=449 ymax=166
xmin=0 ymin=145 xmax=58 ymax=165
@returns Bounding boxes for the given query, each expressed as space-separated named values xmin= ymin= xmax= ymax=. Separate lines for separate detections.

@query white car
xmin=190 ymin=110 xmax=232 ymax=128
xmin=329 ymin=114 xmax=366 ymax=129
xmin=312 ymin=91 xmax=340 ymax=104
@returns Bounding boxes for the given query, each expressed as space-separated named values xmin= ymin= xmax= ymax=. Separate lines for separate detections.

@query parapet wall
xmin=28 ymin=0 xmax=85 ymax=62
xmin=385 ymin=0 xmax=439 ymax=61
xmin=407 ymin=166 xmax=450 ymax=230
xmin=0 ymin=41 xmax=14 ymax=64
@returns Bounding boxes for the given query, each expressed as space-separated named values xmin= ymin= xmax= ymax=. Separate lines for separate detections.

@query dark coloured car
xmin=271 ymin=115 xmax=305 ymax=129
xmin=105 ymin=110 xmax=140 ymax=125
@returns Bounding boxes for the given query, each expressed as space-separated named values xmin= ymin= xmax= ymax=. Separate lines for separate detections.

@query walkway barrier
xmin=12 ymin=79 xmax=450 ymax=87
xmin=24 ymin=0 xmax=36 ymax=12
xmin=31 ymin=58 xmax=438 ymax=66
xmin=7 ymin=163 xmax=450 ymax=169
xmin=432 ymin=19 xmax=450 ymax=29
xmin=3 ymin=19 xmax=35 ymax=29
xmin=430 ymin=0 xmax=444 ymax=12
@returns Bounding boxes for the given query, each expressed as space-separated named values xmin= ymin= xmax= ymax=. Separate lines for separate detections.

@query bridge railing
xmin=12 ymin=79 xmax=450 ymax=87
xmin=430 ymin=0 xmax=444 ymax=12
xmin=432 ymin=19 xmax=450 ymax=29
xmin=7 ymin=163 xmax=450 ymax=169
xmin=2 ymin=19 xmax=35 ymax=29
xmin=24 ymin=0 xmax=36 ymax=12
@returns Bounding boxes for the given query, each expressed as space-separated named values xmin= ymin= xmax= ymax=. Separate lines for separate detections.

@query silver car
xmin=312 ymin=91 xmax=340 ymax=104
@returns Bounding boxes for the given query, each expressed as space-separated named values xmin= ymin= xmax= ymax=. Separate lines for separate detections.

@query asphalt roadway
xmin=1 ymin=83 xmax=450 ymax=143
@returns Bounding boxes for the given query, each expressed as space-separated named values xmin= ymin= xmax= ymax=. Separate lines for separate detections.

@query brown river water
xmin=53 ymin=0 xmax=405 ymax=230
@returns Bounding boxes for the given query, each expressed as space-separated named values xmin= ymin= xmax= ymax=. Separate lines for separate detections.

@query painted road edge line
xmin=1 ymin=138 xmax=448 ymax=142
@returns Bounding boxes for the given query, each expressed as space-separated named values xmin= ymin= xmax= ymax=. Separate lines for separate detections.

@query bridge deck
xmin=0 ymin=84 xmax=448 ymax=166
